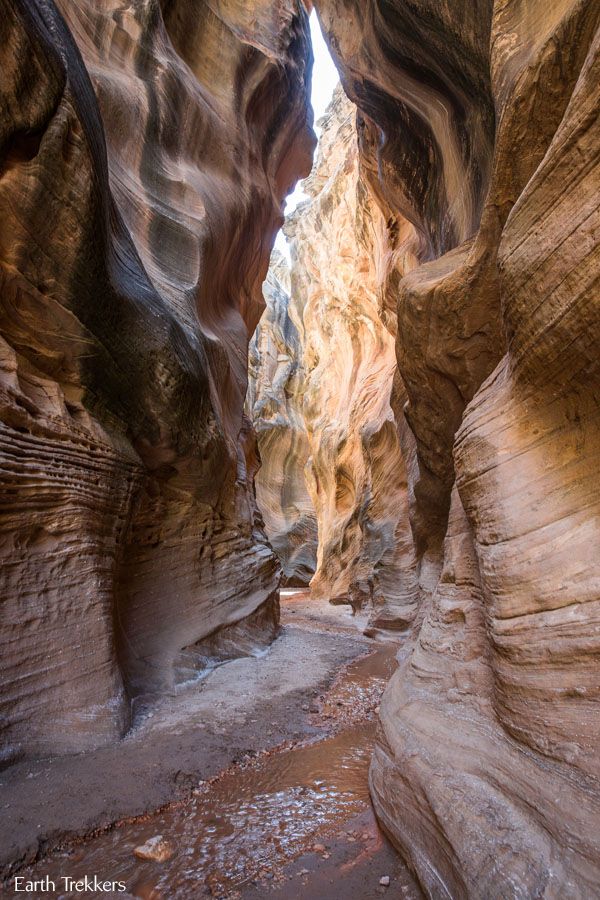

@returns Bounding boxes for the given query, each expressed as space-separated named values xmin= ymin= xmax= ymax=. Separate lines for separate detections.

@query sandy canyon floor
xmin=1 ymin=593 xmax=421 ymax=899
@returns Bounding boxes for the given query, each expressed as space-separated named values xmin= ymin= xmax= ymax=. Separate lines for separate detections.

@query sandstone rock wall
xmin=249 ymin=86 xmax=418 ymax=625
xmin=247 ymin=250 xmax=317 ymax=585
xmin=315 ymin=0 xmax=600 ymax=895
xmin=285 ymin=87 xmax=418 ymax=624
xmin=2 ymin=0 xmax=600 ymax=891
xmin=0 ymin=0 xmax=314 ymax=762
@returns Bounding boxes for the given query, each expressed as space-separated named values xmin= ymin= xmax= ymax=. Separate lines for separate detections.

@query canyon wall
xmin=285 ymin=86 xmax=418 ymax=625
xmin=2 ymin=0 xmax=600 ymax=893
xmin=250 ymin=86 xmax=418 ymax=627
xmin=247 ymin=250 xmax=317 ymax=585
xmin=315 ymin=0 xmax=600 ymax=895
xmin=0 ymin=0 xmax=314 ymax=762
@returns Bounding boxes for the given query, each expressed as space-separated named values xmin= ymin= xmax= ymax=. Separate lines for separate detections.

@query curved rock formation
xmin=268 ymin=86 xmax=418 ymax=624
xmin=247 ymin=250 xmax=317 ymax=585
xmin=0 ymin=0 xmax=314 ymax=762
xmin=315 ymin=0 xmax=600 ymax=894
xmin=2 ymin=0 xmax=600 ymax=892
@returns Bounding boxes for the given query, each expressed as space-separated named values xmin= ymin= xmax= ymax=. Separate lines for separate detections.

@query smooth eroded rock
xmin=0 ymin=0 xmax=314 ymax=761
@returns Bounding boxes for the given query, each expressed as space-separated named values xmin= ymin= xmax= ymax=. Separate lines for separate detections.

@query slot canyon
xmin=0 ymin=0 xmax=599 ymax=897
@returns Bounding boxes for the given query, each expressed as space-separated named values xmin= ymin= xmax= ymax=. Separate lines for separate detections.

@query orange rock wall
xmin=285 ymin=87 xmax=417 ymax=624
xmin=249 ymin=87 xmax=418 ymax=625
xmin=314 ymin=0 xmax=600 ymax=894
xmin=0 ymin=0 xmax=314 ymax=761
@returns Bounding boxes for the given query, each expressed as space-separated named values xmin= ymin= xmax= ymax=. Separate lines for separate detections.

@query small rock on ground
xmin=133 ymin=835 xmax=175 ymax=863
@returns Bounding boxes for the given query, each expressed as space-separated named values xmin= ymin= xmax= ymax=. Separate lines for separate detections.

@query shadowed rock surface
xmin=247 ymin=251 xmax=317 ymax=586
xmin=0 ymin=0 xmax=314 ymax=762
xmin=314 ymin=0 xmax=600 ymax=895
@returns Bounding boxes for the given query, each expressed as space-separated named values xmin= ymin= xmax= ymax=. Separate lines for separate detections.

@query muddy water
xmin=16 ymin=644 xmax=399 ymax=899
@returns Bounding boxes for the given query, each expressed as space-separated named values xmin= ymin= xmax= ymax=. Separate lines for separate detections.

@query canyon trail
xmin=2 ymin=594 xmax=420 ymax=898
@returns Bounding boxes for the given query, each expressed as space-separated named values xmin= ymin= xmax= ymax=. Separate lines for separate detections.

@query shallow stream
xmin=14 ymin=616 xmax=411 ymax=899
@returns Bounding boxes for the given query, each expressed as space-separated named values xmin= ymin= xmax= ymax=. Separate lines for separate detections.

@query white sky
xmin=275 ymin=12 xmax=339 ymax=258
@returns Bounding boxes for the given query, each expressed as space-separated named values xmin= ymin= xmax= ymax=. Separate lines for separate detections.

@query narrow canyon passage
xmin=6 ymin=595 xmax=421 ymax=899
xmin=1 ymin=0 xmax=599 ymax=898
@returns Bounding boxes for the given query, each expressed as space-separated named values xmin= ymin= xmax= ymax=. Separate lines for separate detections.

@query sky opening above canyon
xmin=275 ymin=12 xmax=339 ymax=259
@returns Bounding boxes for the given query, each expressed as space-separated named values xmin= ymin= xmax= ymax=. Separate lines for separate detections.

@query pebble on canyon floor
xmin=133 ymin=835 xmax=175 ymax=863
xmin=379 ymin=876 xmax=391 ymax=887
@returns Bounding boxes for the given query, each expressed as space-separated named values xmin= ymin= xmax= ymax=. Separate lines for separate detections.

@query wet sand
xmin=1 ymin=594 xmax=420 ymax=898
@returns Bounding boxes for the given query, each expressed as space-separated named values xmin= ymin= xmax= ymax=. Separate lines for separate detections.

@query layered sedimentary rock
xmin=288 ymin=89 xmax=418 ymax=623
xmin=315 ymin=0 xmax=600 ymax=895
xmin=0 ymin=0 xmax=314 ymax=762
xmin=247 ymin=250 xmax=317 ymax=585
xmin=252 ymin=86 xmax=417 ymax=624
xmin=3 ymin=0 xmax=600 ymax=891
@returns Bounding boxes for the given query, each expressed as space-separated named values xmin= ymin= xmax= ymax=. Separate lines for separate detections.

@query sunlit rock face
xmin=278 ymin=86 xmax=418 ymax=626
xmin=0 ymin=0 xmax=314 ymax=762
xmin=247 ymin=251 xmax=317 ymax=586
xmin=316 ymin=0 xmax=600 ymax=894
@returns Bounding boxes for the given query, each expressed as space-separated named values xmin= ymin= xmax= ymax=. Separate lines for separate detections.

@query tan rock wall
xmin=0 ymin=0 xmax=313 ymax=760
xmin=2 ymin=1 xmax=599 ymax=891
xmin=277 ymin=87 xmax=417 ymax=625
xmin=247 ymin=251 xmax=317 ymax=585
xmin=315 ymin=0 xmax=600 ymax=894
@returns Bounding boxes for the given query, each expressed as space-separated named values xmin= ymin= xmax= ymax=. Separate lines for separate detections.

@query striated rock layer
xmin=0 ymin=0 xmax=314 ymax=762
xmin=250 ymin=88 xmax=417 ymax=616
xmin=2 ymin=0 xmax=600 ymax=892
xmin=281 ymin=87 xmax=417 ymax=624
xmin=315 ymin=0 xmax=600 ymax=895
xmin=247 ymin=250 xmax=317 ymax=586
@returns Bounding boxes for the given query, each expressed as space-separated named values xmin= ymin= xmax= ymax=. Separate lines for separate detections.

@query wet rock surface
xmin=0 ymin=593 xmax=364 ymax=874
